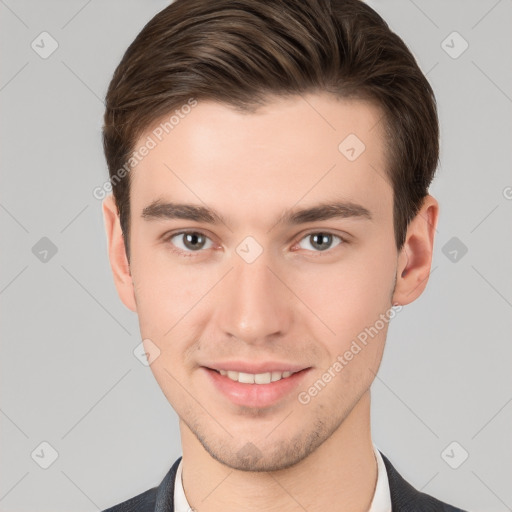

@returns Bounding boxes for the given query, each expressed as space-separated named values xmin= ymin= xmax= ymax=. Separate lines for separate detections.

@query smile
xmin=214 ymin=369 xmax=299 ymax=384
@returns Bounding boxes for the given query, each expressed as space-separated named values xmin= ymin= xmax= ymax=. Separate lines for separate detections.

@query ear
xmin=102 ymin=195 xmax=137 ymax=312
xmin=392 ymin=194 xmax=439 ymax=306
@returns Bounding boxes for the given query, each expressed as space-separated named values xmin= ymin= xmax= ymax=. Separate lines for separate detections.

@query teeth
xmin=218 ymin=369 xmax=294 ymax=384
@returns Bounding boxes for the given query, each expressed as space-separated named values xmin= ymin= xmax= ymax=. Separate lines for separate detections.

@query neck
xmin=180 ymin=390 xmax=377 ymax=512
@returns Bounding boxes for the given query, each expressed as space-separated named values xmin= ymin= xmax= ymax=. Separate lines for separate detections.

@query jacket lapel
xmin=379 ymin=451 xmax=466 ymax=511
xmin=154 ymin=456 xmax=181 ymax=512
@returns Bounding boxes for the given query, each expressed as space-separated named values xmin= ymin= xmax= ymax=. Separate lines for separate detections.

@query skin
xmin=103 ymin=92 xmax=439 ymax=512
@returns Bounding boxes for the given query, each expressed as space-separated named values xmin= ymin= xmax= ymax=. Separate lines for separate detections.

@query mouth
xmin=208 ymin=368 xmax=302 ymax=384
xmin=203 ymin=366 xmax=312 ymax=408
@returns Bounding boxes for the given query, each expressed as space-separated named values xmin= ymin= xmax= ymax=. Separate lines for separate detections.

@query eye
xmin=164 ymin=230 xmax=347 ymax=258
xmin=295 ymin=232 xmax=345 ymax=252
xmin=166 ymin=231 xmax=214 ymax=255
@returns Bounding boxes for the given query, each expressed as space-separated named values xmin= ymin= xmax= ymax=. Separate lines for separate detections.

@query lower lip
xmin=203 ymin=367 xmax=311 ymax=408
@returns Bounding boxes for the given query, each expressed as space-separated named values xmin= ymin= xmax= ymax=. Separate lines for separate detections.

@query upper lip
xmin=204 ymin=361 xmax=310 ymax=374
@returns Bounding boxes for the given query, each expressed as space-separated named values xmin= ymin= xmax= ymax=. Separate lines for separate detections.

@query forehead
xmin=130 ymin=93 xmax=392 ymax=229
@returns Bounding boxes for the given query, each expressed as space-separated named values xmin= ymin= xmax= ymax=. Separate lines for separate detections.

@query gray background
xmin=1 ymin=1 xmax=511 ymax=511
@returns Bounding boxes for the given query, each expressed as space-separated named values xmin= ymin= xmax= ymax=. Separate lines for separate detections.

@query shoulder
xmin=380 ymin=451 xmax=468 ymax=512
xmin=101 ymin=457 xmax=182 ymax=512
xmin=101 ymin=487 xmax=157 ymax=512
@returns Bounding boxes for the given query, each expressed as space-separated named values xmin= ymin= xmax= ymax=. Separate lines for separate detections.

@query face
xmin=105 ymin=92 xmax=428 ymax=472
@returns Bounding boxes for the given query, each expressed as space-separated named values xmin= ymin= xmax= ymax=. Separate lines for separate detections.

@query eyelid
xmin=163 ymin=228 xmax=350 ymax=257
xmin=292 ymin=230 xmax=349 ymax=253
xmin=163 ymin=229 xmax=217 ymax=256
xmin=296 ymin=228 xmax=350 ymax=242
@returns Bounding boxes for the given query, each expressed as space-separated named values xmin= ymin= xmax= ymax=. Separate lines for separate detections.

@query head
xmin=102 ymin=0 xmax=439 ymax=472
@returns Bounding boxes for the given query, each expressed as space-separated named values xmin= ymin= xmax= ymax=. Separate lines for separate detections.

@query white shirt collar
xmin=174 ymin=443 xmax=391 ymax=512
xmin=369 ymin=444 xmax=392 ymax=512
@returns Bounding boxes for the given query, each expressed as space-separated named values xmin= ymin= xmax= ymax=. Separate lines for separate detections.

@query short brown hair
xmin=103 ymin=0 xmax=439 ymax=261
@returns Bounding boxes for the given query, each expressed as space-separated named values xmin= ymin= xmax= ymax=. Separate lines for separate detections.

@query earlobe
xmin=102 ymin=195 xmax=137 ymax=312
xmin=392 ymin=195 xmax=439 ymax=306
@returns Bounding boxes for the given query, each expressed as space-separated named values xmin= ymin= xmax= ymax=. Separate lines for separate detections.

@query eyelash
xmin=163 ymin=230 xmax=349 ymax=258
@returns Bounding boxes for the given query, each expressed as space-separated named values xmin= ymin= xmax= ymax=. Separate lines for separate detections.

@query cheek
xmin=291 ymin=246 xmax=396 ymax=341
xmin=130 ymin=227 xmax=396 ymax=344
xmin=130 ymin=245 xmax=221 ymax=344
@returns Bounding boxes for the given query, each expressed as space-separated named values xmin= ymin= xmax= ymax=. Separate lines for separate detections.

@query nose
xmin=214 ymin=255 xmax=293 ymax=345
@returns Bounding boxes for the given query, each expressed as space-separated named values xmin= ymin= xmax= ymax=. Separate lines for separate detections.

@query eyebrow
xmin=141 ymin=199 xmax=373 ymax=226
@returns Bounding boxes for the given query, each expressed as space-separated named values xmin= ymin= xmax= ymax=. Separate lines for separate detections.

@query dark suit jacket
xmin=102 ymin=451 xmax=468 ymax=511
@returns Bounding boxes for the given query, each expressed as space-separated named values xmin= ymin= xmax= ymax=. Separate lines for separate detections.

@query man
xmin=100 ymin=0 xmax=468 ymax=510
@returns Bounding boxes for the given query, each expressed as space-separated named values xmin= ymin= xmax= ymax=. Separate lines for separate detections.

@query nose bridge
xmin=216 ymin=253 xmax=291 ymax=343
